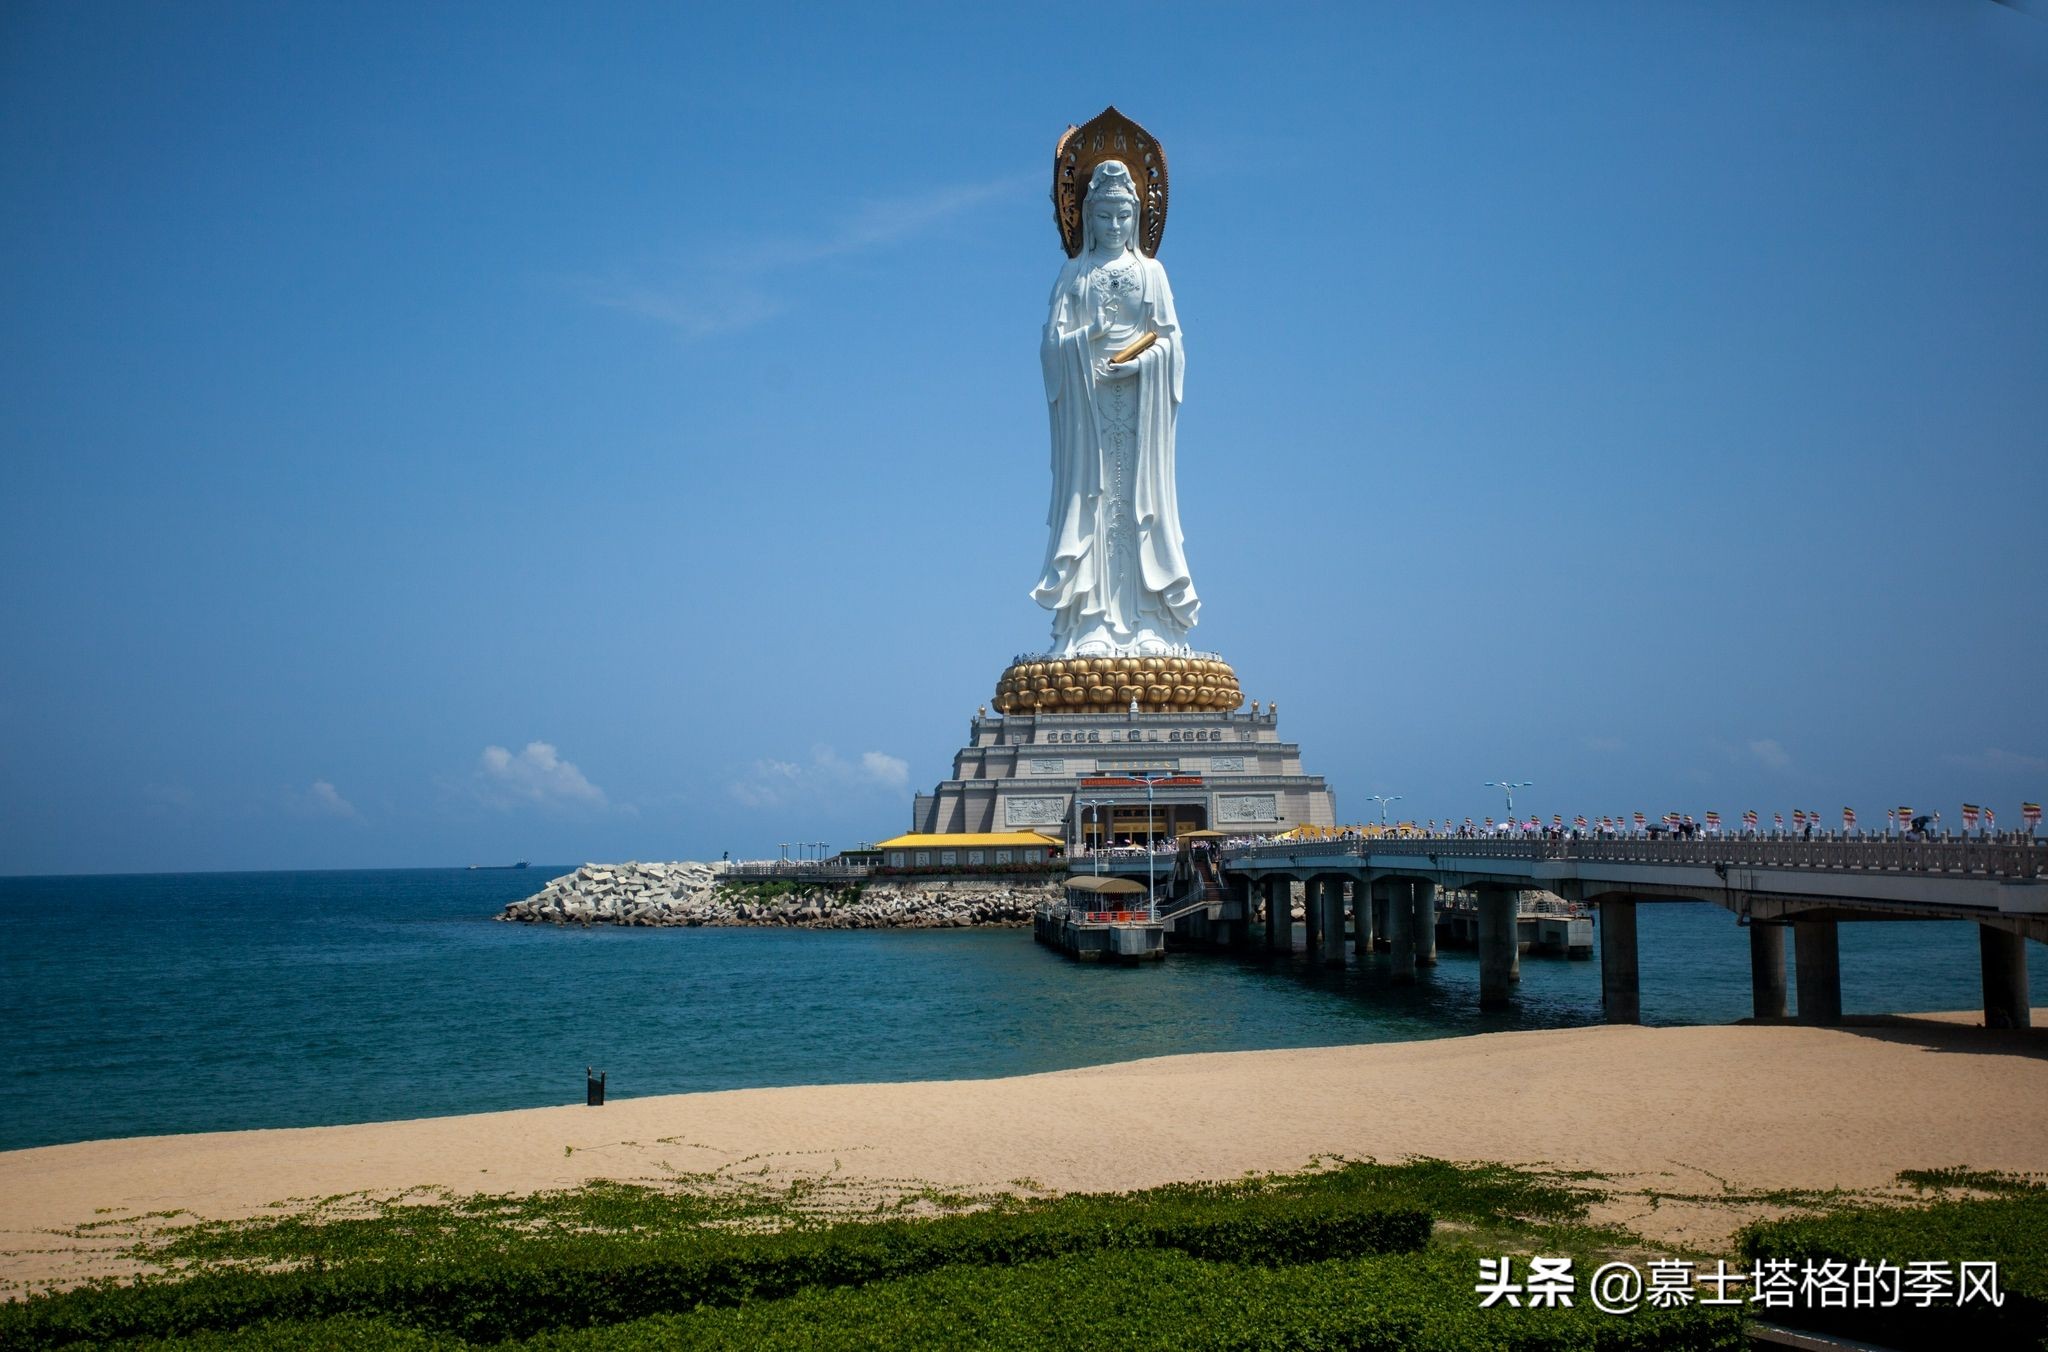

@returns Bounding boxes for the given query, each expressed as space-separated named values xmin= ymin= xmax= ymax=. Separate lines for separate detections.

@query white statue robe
xmin=1031 ymin=249 xmax=1199 ymax=656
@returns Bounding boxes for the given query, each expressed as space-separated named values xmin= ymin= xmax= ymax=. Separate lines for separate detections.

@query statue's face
xmin=1089 ymin=194 xmax=1136 ymax=252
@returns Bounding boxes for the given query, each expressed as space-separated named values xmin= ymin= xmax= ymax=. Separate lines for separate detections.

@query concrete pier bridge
xmin=1213 ymin=836 xmax=2046 ymax=1029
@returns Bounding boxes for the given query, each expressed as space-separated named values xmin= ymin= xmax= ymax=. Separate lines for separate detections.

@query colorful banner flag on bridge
xmin=1962 ymin=804 xmax=1981 ymax=830
xmin=1704 ymin=811 xmax=1721 ymax=830
xmin=1484 ymin=817 xmax=1494 ymax=830
xmin=1842 ymin=806 xmax=1856 ymax=831
xmin=1983 ymin=807 xmax=1995 ymax=830
xmin=1633 ymin=812 xmax=1645 ymax=830
xmin=1574 ymin=815 xmax=1587 ymax=829
xmin=1899 ymin=806 xmax=1913 ymax=830
xmin=1743 ymin=810 xmax=1758 ymax=830
xmin=1792 ymin=810 xmax=1805 ymax=830
xmin=1552 ymin=814 xmax=1563 ymax=829
xmin=1774 ymin=812 xmax=1784 ymax=831
xmin=2025 ymin=803 xmax=2043 ymax=829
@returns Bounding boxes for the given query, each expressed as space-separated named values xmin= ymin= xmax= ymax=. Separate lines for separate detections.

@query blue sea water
xmin=1 ymin=868 xmax=2039 ymax=1153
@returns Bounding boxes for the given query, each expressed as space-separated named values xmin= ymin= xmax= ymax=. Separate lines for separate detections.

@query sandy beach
xmin=4 ymin=1013 xmax=2044 ymax=1293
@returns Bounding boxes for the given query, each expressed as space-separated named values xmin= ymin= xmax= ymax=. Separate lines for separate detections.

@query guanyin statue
xmin=1030 ymin=126 xmax=1198 ymax=658
xmin=992 ymin=108 xmax=1242 ymax=719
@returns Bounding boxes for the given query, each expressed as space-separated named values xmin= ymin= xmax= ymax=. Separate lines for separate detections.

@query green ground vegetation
xmin=3 ymin=1160 xmax=2034 ymax=1349
xmin=1740 ymin=1181 xmax=2046 ymax=1351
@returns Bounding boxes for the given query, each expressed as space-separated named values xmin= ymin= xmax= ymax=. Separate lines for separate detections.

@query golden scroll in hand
xmin=1109 ymin=331 xmax=1158 ymax=365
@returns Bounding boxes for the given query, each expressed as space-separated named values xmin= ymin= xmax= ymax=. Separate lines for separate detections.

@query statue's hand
xmin=1095 ymin=356 xmax=1139 ymax=382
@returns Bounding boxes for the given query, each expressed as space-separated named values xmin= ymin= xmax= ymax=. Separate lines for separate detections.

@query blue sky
xmin=3 ymin=2 xmax=2044 ymax=874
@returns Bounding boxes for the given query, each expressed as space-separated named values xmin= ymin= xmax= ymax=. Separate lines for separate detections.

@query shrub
xmin=1740 ymin=1191 xmax=2048 ymax=1351
xmin=525 ymin=1247 xmax=1741 ymax=1352
xmin=0 ymin=1187 xmax=1429 ymax=1347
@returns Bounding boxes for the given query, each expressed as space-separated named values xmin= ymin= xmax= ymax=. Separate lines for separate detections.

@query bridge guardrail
xmin=724 ymin=863 xmax=873 ymax=882
xmin=1223 ymin=836 xmax=2044 ymax=881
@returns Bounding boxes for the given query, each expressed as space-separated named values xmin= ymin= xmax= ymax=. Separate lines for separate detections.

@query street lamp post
xmin=1366 ymin=793 xmax=1404 ymax=828
xmin=1485 ymin=780 xmax=1533 ymax=817
xmin=1079 ymin=798 xmax=1114 ymax=876
xmin=1125 ymin=771 xmax=1176 ymax=920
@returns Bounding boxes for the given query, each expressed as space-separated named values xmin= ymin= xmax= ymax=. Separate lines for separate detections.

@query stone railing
xmin=1223 ymin=835 xmax=2045 ymax=881
xmin=1008 ymin=648 xmax=1231 ymax=666
xmin=724 ymin=862 xmax=873 ymax=883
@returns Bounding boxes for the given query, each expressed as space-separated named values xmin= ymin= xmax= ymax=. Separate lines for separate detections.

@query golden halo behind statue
xmin=1053 ymin=106 xmax=1168 ymax=259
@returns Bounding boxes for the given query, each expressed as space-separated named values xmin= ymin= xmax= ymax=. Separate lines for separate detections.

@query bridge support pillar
xmin=1319 ymin=876 xmax=1346 ymax=967
xmin=1371 ymin=880 xmax=1392 ymax=952
xmin=1598 ymin=899 xmax=1640 ymax=1025
xmin=1413 ymin=880 xmax=1438 ymax=967
xmin=1980 ymin=925 xmax=2031 ymax=1030
xmin=1353 ymin=879 xmax=1375 ymax=956
xmin=1477 ymin=885 xmax=1517 ymax=1010
xmin=1263 ymin=875 xmax=1288 ymax=954
xmin=1793 ymin=920 xmax=1842 ymax=1026
xmin=1387 ymin=880 xmax=1417 ymax=983
xmin=1303 ymin=877 xmax=1323 ymax=958
xmin=1749 ymin=922 xmax=1788 ymax=1020
xmin=1226 ymin=875 xmax=1252 ymax=952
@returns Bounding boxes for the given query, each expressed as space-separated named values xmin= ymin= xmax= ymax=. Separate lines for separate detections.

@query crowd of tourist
xmin=1078 ymin=811 xmax=2040 ymax=855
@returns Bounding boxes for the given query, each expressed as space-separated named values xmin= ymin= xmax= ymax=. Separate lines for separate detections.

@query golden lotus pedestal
xmin=992 ymin=654 xmax=1243 ymax=716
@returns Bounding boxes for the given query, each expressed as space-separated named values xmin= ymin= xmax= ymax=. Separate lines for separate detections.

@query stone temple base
xmin=910 ymin=702 xmax=1335 ymax=842
xmin=993 ymin=653 xmax=1241 ymax=716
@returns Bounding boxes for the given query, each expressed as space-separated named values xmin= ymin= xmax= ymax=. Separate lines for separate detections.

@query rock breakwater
xmin=496 ymin=861 xmax=1060 ymax=930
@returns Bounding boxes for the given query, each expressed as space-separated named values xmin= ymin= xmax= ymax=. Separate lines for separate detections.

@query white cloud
xmin=860 ymin=751 xmax=910 ymax=791
xmin=573 ymin=279 xmax=786 ymax=341
xmin=1748 ymin=738 xmax=1793 ymax=772
xmin=475 ymin=741 xmax=608 ymax=811
xmin=730 ymin=758 xmax=803 ymax=809
xmin=302 ymin=779 xmax=359 ymax=820
xmin=573 ymin=171 xmax=1036 ymax=338
xmin=730 ymin=745 xmax=912 ymax=808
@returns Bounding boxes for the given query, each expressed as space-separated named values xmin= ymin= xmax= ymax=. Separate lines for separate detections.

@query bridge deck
xmin=1221 ymin=836 xmax=2046 ymax=936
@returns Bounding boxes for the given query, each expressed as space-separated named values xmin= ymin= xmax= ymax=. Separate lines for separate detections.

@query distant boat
xmin=467 ymin=862 xmax=531 ymax=870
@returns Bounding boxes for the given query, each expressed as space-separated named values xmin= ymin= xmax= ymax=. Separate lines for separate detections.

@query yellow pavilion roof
xmin=873 ymin=831 xmax=1064 ymax=849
